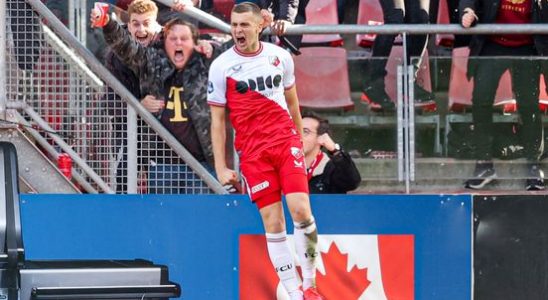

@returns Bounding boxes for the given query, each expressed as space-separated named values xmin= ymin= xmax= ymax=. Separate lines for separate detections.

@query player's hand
xmin=217 ymin=168 xmax=238 ymax=185
xmin=195 ymin=40 xmax=213 ymax=58
xmin=261 ymin=9 xmax=274 ymax=29
xmin=172 ymin=0 xmax=194 ymax=12
xmin=271 ymin=20 xmax=292 ymax=36
xmin=461 ymin=8 xmax=477 ymax=28
xmin=317 ymin=133 xmax=337 ymax=152
xmin=141 ymin=95 xmax=165 ymax=114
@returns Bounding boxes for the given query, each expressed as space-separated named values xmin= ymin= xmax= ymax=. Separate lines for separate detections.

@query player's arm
xmin=210 ymin=105 xmax=237 ymax=185
xmin=285 ymin=85 xmax=304 ymax=137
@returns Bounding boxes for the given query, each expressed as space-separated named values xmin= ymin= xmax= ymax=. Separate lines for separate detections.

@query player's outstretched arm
xmin=210 ymin=106 xmax=237 ymax=185
xmin=285 ymin=85 xmax=304 ymax=138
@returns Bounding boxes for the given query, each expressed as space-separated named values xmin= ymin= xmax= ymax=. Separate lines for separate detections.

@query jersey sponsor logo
xmin=207 ymin=81 xmax=214 ymax=94
xmin=251 ymin=181 xmax=270 ymax=194
xmin=269 ymin=56 xmax=280 ymax=67
xmin=235 ymin=75 xmax=282 ymax=94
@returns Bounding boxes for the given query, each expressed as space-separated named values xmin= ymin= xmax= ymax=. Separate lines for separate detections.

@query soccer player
xmin=207 ymin=3 xmax=323 ymax=300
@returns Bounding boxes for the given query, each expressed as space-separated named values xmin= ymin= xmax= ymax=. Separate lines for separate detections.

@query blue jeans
xmin=148 ymin=162 xmax=215 ymax=194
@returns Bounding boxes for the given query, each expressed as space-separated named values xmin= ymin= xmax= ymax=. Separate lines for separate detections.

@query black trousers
xmin=469 ymin=40 xmax=543 ymax=162
xmin=366 ymin=0 xmax=430 ymax=81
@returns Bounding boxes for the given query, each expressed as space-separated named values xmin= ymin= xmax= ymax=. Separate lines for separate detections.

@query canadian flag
xmin=240 ymin=234 xmax=414 ymax=300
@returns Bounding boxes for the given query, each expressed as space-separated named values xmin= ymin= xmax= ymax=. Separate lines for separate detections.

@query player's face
xmin=230 ymin=11 xmax=263 ymax=53
xmin=165 ymin=24 xmax=195 ymax=70
xmin=128 ymin=11 xmax=159 ymax=46
xmin=302 ymin=117 xmax=320 ymax=155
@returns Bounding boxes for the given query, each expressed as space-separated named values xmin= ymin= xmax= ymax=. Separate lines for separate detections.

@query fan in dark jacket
xmin=302 ymin=112 xmax=361 ymax=194
xmin=93 ymin=2 xmax=219 ymax=193
xmin=460 ymin=0 xmax=547 ymax=191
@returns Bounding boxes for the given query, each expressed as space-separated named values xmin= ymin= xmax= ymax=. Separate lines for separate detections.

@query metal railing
xmin=2 ymin=0 xmax=226 ymax=194
xmin=3 ymin=0 xmax=548 ymax=194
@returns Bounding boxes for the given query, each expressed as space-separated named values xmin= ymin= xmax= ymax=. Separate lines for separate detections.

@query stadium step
xmin=353 ymin=158 xmax=548 ymax=194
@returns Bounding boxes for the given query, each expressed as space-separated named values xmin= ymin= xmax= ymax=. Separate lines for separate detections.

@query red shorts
xmin=240 ymin=138 xmax=309 ymax=209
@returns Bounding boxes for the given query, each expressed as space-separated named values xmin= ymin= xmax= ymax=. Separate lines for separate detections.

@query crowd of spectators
xmin=37 ymin=0 xmax=548 ymax=192
xmin=85 ymin=0 xmax=365 ymax=194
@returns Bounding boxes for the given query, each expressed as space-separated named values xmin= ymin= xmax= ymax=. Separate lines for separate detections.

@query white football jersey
xmin=208 ymin=42 xmax=299 ymax=157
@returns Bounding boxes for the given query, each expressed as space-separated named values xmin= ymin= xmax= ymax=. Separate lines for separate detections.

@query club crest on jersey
xmin=291 ymin=147 xmax=303 ymax=159
xmin=294 ymin=160 xmax=304 ymax=168
xmin=269 ymin=56 xmax=280 ymax=67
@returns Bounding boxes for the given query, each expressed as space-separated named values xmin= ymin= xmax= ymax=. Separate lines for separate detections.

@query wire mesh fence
xmin=5 ymin=0 xmax=215 ymax=194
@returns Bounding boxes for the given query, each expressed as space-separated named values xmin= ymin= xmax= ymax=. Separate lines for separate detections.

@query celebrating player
xmin=207 ymin=3 xmax=324 ymax=300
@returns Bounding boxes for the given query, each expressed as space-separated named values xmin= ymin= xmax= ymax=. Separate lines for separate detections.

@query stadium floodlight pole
xmin=0 ymin=0 xmax=5 ymax=119
xmin=24 ymin=0 xmax=227 ymax=194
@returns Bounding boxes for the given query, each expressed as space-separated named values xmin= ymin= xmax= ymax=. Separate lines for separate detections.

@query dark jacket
xmin=258 ymin=0 xmax=309 ymax=49
xmin=103 ymin=46 xmax=142 ymax=117
xmin=102 ymin=19 xmax=215 ymax=164
xmin=258 ymin=0 xmax=299 ymax=22
xmin=104 ymin=49 xmax=142 ymax=100
xmin=459 ymin=0 xmax=548 ymax=56
xmin=308 ymin=151 xmax=362 ymax=194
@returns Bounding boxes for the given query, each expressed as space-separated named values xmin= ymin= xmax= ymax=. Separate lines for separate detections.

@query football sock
xmin=266 ymin=231 xmax=302 ymax=296
xmin=294 ymin=216 xmax=319 ymax=290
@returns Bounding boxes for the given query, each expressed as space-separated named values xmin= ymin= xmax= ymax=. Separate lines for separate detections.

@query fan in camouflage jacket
xmin=102 ymin=17 xmax=217 ymax=165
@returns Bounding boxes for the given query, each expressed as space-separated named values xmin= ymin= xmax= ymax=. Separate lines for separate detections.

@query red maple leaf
xmin=316 ymin=242 xmax=371 ymax=299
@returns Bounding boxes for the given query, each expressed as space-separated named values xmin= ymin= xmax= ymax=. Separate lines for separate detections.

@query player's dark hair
xmin=302 ymin=111 xmax=330 ymax=135
xmin=163 ymin=16 xmax=199 ymax=44
xmin=232 ymin=2 xmax=262 ymax=17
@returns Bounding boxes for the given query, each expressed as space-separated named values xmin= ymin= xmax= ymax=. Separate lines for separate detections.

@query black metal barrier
xmin=474 ymin=194 xmax=548 ymax=300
